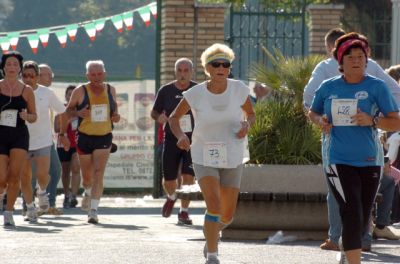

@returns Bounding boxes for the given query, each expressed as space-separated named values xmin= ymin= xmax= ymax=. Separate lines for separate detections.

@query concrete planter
xmin=222 ymin=164 xmax=329 ymax=241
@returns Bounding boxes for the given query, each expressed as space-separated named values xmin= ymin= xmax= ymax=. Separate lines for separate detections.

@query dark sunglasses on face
xmin=210 ymin=61 xmax=231 ymax=68
xmin=22 ymin=73 xmax=36 ymax=79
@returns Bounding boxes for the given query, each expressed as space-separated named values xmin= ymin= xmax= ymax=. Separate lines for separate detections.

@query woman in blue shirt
xmin=309 ymin=33 xmax=400 ymax=264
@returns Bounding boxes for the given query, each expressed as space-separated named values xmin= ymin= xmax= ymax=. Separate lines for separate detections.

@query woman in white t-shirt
xmin=169 ymin=43 xmax=255 ymax=264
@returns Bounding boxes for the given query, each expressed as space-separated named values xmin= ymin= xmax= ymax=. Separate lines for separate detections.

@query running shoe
xmin=3 ymin=211 xmax=15 ymax=227
xmin=63 ymin=196 xmax=70 ymax=209
xmin=47 ymin=207 xmax=63 ymax=215
xmin=373 ymin=225 xmax=400 ymax=240
xmin=24 ymin=207 xmax=38 ymax=222
xmin=81 ymin=192 xmax=91 ymax=212
xmin=320 ymin=238 xmax=339 ymax=251
xmin=88 ymin=209 xmax=98 ymax=224
xmin=205 ymin=256 xmax=220 ymax=264
xmin=37 ymin=192 xmax=50 ymax=213
xmin=70 ymin=195 xmax=78 ymax=208
xmin=161 ymin=197 xmax=176 ymax=218
xmin=178 ymin=211 xmax=193 ymax=225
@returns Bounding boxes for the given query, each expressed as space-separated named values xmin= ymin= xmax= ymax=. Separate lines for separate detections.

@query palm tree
xmin=248 ymin=47 xmax=324 ymax=164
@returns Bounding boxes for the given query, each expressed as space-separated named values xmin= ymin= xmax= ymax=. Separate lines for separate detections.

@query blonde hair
xmin=201 ymin=43 xmax=235 ymax=76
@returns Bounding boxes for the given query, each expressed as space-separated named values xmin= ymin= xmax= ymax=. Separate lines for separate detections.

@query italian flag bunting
xmin=55 ymin=29 xmax=68 ymax=48
xmin=94 ymin=18 xmax=106 ymax=32
xmin=0 ymin=37 xmax=10 ymax=53
xmin=7 ymin=32 xmax=20 ymax=51
xmin=149 ymin=2 xmax=157 ymax=18
xmin=111 ymin=15 xmax=124 ymax=33
xmin=84 ymin=23 xmax=96 ymax=41
xmin=66 ymin=24 xmax=78 ymax=42
xmin=123 ymin=12 xmax=134 ymax=30
xmin=138 ymin=6 xmax=151 ymax=27
xmin=27 ymin=34 xmax=39 ymax=54
xmin=38 ymin=28 xmax=50 ymax=48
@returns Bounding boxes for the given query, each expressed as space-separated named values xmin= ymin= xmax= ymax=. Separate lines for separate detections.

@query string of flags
xmin=0 ymin=2 xmax=157 ymax=54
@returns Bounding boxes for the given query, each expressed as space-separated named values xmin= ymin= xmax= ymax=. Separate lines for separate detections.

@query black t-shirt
xmin=152 ymin=81 xmax=197 ymax=141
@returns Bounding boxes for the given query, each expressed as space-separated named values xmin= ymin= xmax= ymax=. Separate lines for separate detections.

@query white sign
xmin=331 ymin=99 xmax=357 ymax=126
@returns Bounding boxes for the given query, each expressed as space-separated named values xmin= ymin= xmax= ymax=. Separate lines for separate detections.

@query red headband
xmin=337 ymin=39 xmax=368 ymax=63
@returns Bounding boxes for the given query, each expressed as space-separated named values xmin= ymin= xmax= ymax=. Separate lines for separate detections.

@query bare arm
xmin=168 ymin=98 xmax=191 ymax=151
xmin=237 ymin=96 xmax=256 ymax=138
xmin=308 ymin=110 xmax=332 ymax=134
xmin=110 ymin=85 xmax=120 ymax=123
xmin=21 ymin=85 xmax=37 ymax=123
xmin=374 ymin=112 xmax=400 ymax=132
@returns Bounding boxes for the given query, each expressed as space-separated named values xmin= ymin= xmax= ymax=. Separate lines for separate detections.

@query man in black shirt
xmin=151 ymin=58 xmax=196 ymax=225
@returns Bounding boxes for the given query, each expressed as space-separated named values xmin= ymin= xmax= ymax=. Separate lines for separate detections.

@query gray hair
xmin=86 ymin=60 xmax=106 ymax=73
xmin=174 ymin=58 xmax=193 ymax=72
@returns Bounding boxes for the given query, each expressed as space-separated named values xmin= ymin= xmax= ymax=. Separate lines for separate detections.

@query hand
xmin=236 ymin=121 xmax=250 ymax=139
xmin=19 ymin=109 xmax=28 ymax=121
xmin=59 ymin=135 xmax=71 ymax=151
xmin=78 ymin=105 xmax=90 ymax=118
xmin=111 ymin=113 xmax=120 ymax=123
xmin=318 ymin=115 xmax=332 ymax=134
xmin=351 ymin=108 xmax=373 ymax=126
xmin=157 ymin=112 xmax=168 ymax=124
xmin=176 ymin=134 xmax=190 ymax=151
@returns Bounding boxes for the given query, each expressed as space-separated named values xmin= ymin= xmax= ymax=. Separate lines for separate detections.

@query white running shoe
xmin=24 ymin=207 xmax=38 ymax=223
xmin=81 ymin=192 xmax=91 ymax=212
xmin=37 ymin=192 xmax=50 ymax=213
xmin=88 ymin=209 xmax=98 ymax=224
xmin=205 ymin=255 xmax=220 ymax=264
xmin=3 ymin=211 xmax=15 ymax=227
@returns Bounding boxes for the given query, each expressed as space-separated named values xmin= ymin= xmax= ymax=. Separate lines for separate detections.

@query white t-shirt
xmin=183 ymin=79 xmax=250 ymax=168
xmin=387 ymin=132 xmax=400 ymax=162
xmin=27 ymin=85 xmax=65 ymax=150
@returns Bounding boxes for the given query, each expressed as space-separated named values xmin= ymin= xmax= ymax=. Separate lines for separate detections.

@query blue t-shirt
xmin=311 ymin=75 xmax=398 ymax=167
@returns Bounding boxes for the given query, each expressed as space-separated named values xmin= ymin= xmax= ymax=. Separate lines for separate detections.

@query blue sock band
xmin=205 ymin=212 xmax=220 ymax=223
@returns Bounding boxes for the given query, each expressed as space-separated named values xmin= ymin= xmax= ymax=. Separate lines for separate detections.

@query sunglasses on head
xmin=210 ymin=61 xmax=231 ymax=68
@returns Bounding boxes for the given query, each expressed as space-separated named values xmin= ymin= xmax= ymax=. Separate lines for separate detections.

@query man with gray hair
xmin=151 ymin=58 xmax=197 ymax=225
xmin=66 ymin=60 xmax=120 ymax=224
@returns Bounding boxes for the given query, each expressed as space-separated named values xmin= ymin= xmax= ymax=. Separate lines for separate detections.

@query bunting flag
xmin=66 ymin=24 xmax=78 ymax=42
xmin=149 ymin=2 xmax=157 ymax=18
xmin=84 ymin=23 xmax=96 ymax=41
xmin=111 ymin=15 xmax=124 ymax=33
xmin=38 ymin=28 xmax=49 ymax=48
xmin=123 ymin=12 xmax=134 ymax=30
xmin=55 ymin=29 xmax=68 ymax=48
xmin=138 ymin=6 xmax=151 ymax=27
xmin=0 ymin=2 xmax=156 ymax=54
xmin=94 ymin=18 xmax=106 ymax=32
xmin=27 ymin=34 xmax=39 ymax=54
xmin=0 ymin=37 xmax=10 ymax=52
xmin=7 ymin=32 xmax=20 ymax=50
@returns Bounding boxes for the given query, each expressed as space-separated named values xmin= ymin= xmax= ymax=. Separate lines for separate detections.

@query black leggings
xmin=325 ymin=164 xmax=381 ymax=251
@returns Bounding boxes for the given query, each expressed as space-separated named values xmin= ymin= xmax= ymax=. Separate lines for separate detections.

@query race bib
xmin=0 ymin=109 xmax=18 ymax=127
xmin=203 ymin=142 xmax=228 ymax=168
xmin=71 ymin=118 xmax=79 ymax=130
xmin=91 ymin=104 xmax=108 ymax=122
xmin=331 ymin=99 xmax=357 ymax=126
xmin=180 ymin=114 xmax=192 ymax=133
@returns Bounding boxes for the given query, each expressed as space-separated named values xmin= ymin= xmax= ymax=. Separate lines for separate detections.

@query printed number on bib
xmin=331 ymin=99 xmax=357 ymax=126
xmin=203 ymin=142 xmax=228 ymax=168
xmin=180 ymin=114 xmax=192 ymax=133
xmin=0 ymin=109 xmax=18 ymax=127
xmin=91 ymin=104 xmax=108 ymax=122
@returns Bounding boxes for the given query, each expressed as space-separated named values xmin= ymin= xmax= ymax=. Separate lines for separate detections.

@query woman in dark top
xmin=0 ymin=51 xmax=36 ymax=227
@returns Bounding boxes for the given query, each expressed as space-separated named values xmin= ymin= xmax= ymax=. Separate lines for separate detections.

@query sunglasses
xmin=210 ymin=61 xmax=231 ymax=68
xmin=22 ymin=73 xmax=36 ymax=79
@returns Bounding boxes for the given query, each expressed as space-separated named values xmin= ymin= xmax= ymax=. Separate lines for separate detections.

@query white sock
xmin=90 ymin=199 xmax=99 ymax=210
xmin=37 ymin=186 xmax=46 ymax=194
xmin=85 ymin=188 xmax=92 ymax=196
xmin=207 ymin=252 xmax=218 ymax=259
xmin=168 ymin=193 xmax=176 ymax=200
xmin=180 ymin=207 xmax=188 ymax=213
xmin=27 ymin=202 xmax=35 ymax=209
